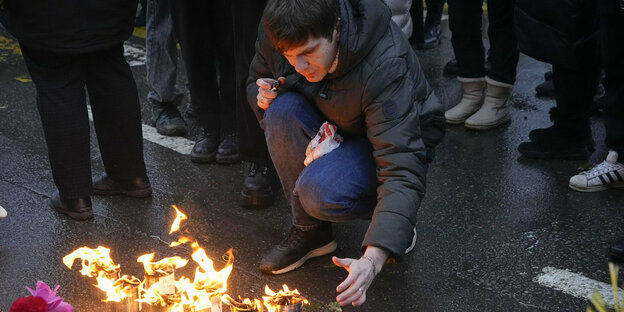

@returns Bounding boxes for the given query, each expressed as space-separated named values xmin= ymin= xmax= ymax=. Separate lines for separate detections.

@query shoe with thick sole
xmin=152 ymin=103 xmax=187 ymax=137
xmin=240 ymin=162 xmax=276 ymax=208
xmin=216 ymin=131 xmax=240 ymax=164
xmin=191 ymin=128 xmax=218 ymax=163
xmin=569 ymin=151 xmax=624 ymax=192
xmin=260 ymin=222 xmax=337 ymax=275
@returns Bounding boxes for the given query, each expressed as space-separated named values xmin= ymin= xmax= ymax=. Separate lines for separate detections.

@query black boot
xmin=184 ymin=104 xmax=198 ymax=119
xmin=241 ymin=162 xmax=276 ymax=208
xmin=216 ymin=131 xmax=240 ymax=164
xmin=519 ymin=126 xmax=594 ymax=160
xmin=443 ymin=59 xmax=458 ymax=76
xmin=610 ymin=237 xmax=624 ymax=262
xmin=49 ymin=191 xmax=93 ymax=221
xmin=152 ymin=103 xmax=187 ymax=136
xmin=191 ymin=127 xmax=218 ymax=163
xmin=535 ymin=80 xmax=555 ymax=97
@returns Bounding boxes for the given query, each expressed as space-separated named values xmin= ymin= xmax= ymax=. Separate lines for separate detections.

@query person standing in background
xmin=145 ymin=0 xmax=188 ymax=137
xmin=3 ymin=0 xmax=152 ymax=220
xmin=231 ymin=0 xmax=280 ymax=208
xmin=444 ymin=0 xmax=518 ymax=130
xmin=170 ymin=0 xmax=239 ymax=164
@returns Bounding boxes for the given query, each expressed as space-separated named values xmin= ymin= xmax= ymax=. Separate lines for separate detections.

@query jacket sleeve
xmin=360 ymin=56 xmax=443 ymax=260
xmin=246 ymin=28 xmax=276 ymax=122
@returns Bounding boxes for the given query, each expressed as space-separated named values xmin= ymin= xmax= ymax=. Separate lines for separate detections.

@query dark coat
xmin=515 ymin=0 xmax=598 ymax=67
xmin=4 ymin=0 xmax=138 ymax=54
xmin=247 ymin=0 xmax=445 ymax=259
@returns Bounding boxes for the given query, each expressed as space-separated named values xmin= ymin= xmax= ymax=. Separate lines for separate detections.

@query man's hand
xmin=333 ymin=246 xmax=390 ymax=306
xmin=256 ymin=77 xmax=285 ymax=112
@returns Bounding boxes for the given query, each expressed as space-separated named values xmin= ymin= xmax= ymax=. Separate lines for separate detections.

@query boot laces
xmin=248 ymin=162 xmax=268 ymax=177
xmin=279 ymin=227 xmax=307 ymax=249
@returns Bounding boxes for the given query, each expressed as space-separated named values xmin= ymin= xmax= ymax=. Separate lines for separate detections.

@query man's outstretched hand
xmin=333 ymin=246 xmax=390 ymax=306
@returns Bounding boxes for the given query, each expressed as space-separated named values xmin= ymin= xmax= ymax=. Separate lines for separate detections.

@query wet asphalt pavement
xmin=1 ymin=19 xmax=624 ymax=312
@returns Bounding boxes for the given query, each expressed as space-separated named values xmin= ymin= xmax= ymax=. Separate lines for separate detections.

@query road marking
xmin=87 ymin=107 xmax=194 ymax=155
xmin=133 ymin=26 xmax=147 ymax=39
xmin=123 ymin=42 xmax=146 ymax=67
xmin=535 ymin=267 xmax=624 ymax=309
xmin=14 ymin=76 xmax=31 ymax=83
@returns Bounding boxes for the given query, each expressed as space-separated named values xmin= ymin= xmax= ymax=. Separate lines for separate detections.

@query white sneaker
xmin=569 ymin=151 xmax=624 ymax=192
xmin=405 ymin=227 xmax=417 ymax=254
xmin=0 ymin=205 xmax=6 ymax=218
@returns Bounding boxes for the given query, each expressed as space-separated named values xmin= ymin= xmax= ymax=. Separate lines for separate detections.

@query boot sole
xmin=240 ymin=191 xmax=274 ymax=208
xmin=93 ymin=187 xmax=152 ymax=198
xmin=445 ymin=118 xmax=467 ymax=125
xmin=191 ymin=152 xmax=217 ymax=163
xmin=270 ymin=240 xmax=338 ymax=275
xmin=156 ymin=127 xmax=187 ymax=137
xmin=49 ymin=201 xmax=94 ymax=221
xmin=569 ymin=182 xmax=624 ymax=193
xmin=464 ymin=115 xmax=511 ymax=130
xmin=216 ymin=153 xmax=241 ymax=164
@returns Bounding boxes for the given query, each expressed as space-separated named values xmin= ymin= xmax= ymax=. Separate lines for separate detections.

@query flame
xmin=62 ymin=246 xmax=120 ymax=278
xmin=222 ymin=295 xmax=264 ymax=312
xmin=137 ymin=253 xmax=188 ymax=276
xmin=95 ymin=275 xmax=141 ymax=302
xmin=169 ymin=205 xmax=188 ymax=234
xmin=62 ymin=246 xmax=145 ymax=302
xmin=63 ymin=206 xmax=296 ymax=312
xmin=137 ymin=207 xmax=235 ymax=311
xmin=169 ymin=236 xmax=192 ymax=247
xmin=263 ymin=285 xmax=309 ymax=312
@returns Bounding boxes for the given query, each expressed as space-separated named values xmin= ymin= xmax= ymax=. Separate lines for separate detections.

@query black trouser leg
xmin=20 ymin=46 xmax=92 ymax=199
xmin=410 ymin=0 xmax=425 ymax=43
xmin=424 ymin=0 xmax=445 ymax=28
xmin=551 ymin=44 xmax=601 ymax=136
xmin=232 ymin=0 xmax=272 ymax=164
xmin=447 ymin=0 xmax=485 ymax=78
xmin=213 ymin=0 xmax=236 ymax=134
xmin=486 ymin=0 xmax=518 ymax=84
xmin=598 ymin=0 xmax=624 ymax=155
xmin=86 ymin=44 xmax=148 ymax=182
xmin=170 ymin=0 xmax=219 ymax=130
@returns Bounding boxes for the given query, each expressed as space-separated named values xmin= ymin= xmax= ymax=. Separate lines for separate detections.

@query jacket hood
xmin=327 ymin=0 xmax=392 ymax=79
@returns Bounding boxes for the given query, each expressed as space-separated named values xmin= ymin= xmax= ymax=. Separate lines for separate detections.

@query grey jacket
xmin=247 ymin=0 xmax=445 ymax=259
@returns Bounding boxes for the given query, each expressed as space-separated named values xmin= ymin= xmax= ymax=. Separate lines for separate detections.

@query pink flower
xmin=25 ymin=281 xmax=73 ymax=312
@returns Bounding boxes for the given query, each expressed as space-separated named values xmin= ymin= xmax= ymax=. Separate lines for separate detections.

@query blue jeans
xmin=145 ymin=0 xmax=183 ymax=106
xmin=262 ymin=92 xmax=378 ymax=230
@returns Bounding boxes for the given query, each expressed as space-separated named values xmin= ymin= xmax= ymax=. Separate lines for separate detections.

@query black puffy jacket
xmin=248 ymin=0 xmax=445 ymax=259
xmin=515 ymin=0 xmax=598 ymax=67
xmin=4 ymin=0 xmax=138 ymax=53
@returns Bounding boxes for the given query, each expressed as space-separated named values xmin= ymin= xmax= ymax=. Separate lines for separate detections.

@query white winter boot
xmin=445 ymin=77 xmax=486 ymax=124
xmin=464 ymin=76 xmax=512 ymax=130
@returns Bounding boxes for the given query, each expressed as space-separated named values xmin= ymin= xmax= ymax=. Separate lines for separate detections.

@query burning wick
xmin=222 ymin=295 xmax=264 ymax=312
xmin=263 ymin=285 xmax=309 ymax=312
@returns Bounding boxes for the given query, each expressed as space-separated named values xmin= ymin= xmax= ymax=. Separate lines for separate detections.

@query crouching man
xmin=248 ymin=0 xmax=445 ymax=306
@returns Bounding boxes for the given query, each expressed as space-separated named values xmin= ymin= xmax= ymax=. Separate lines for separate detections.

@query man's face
xmin=282 ymin=30 xmax=339 ymax=83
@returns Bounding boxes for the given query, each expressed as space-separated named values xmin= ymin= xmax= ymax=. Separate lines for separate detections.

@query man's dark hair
xmin=263 ymin=0 xmax=340 ymax=52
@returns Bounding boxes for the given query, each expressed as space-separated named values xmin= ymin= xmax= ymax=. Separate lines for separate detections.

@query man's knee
xmin=262 ymin=92 xmax=309 ymax=126
xmin=294 ymin=176 xmax=355 ymax=222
